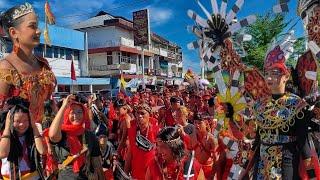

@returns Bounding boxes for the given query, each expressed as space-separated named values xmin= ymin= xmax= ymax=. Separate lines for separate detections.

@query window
xmin=60 ymin=48 xmax=65 ymax=59
xmin=73 ymin=50 xmax=79 ymax=60
xmin=34 ymin=45 xmax=43 ymax=57
xmin=45 ymin=47 xmax=53 ymax=58
xmin=54 ymin=47 xmax=59 ymax=58
xmin=66 ymin=49 xmax=73 ymax=60
xmin=66 ymin=49 xmax=72 ymax=60
xmin=107 ymin=52 xmax=112 ymax=65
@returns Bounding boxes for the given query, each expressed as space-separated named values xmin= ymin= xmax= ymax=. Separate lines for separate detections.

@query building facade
xmin=73 ymin=11 xmax=183 ymax=89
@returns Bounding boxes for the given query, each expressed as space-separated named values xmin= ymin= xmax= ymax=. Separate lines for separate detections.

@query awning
xmin=57 ymin=77 xmax=110 ymax=85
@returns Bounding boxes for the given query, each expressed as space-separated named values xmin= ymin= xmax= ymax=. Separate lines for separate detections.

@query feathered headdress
xmin=264 ymin=30 xmax=296 ymax=73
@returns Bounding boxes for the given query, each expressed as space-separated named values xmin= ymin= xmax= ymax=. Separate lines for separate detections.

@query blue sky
xmin=0 ymin=0 xmax=305 ymax=73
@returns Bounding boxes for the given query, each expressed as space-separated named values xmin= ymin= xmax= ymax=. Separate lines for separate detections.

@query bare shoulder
xmin=0 ymin=58 xmax=13 ymax=69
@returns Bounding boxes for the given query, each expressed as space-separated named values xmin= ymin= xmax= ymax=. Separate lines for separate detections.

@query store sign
xmin=133 ymin=9 xmax=150 ymax=46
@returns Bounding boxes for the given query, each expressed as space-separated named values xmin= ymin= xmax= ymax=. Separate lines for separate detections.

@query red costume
xmin=147 ymin=155 xmax=203 ymax=180
xmin=0 ymin=57 xmax=56 ymax=122
xmin=164 ymin=109 xmax=176 ymax=126
xmin=128 ymin=118 xmax=159 ymax=180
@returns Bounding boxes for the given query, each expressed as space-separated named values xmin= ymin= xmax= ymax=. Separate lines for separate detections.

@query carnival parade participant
xmin=249 ymin=51 xmax=317 ymax=179
xmin=0 ymin=3 xmax=56 ymax=122
xmin=113 ymin=99 xmax=131 ymax=159
xmin=0 ymin=97 xmax=46 ymax=180
xmin=124 ymin=103 xmax=159 ymax=180
xmin=176 ymin=106 xmax=196 ymax=137
xmin=145 ymin=126 xmax=205 ymax=180
xmin=95 ymin=123 xmax=115 ymax=180
xmin=88 ymin=94 xmax=108 ymax=131
xmin=191 ymin=113 xmax=218 ymax=179
xmin=48 ymin=94 xmax=104 ymax=180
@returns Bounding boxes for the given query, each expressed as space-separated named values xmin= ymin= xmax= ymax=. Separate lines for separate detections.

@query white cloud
xmin=30 ymin=0 xmax=117 ymax=26
xmin=147 ymin=6 xmax=173 ymax=26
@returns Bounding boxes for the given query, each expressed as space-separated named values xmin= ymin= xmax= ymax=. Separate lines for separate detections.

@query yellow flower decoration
xmin=216 ymin=88 xmax=246 ymax=124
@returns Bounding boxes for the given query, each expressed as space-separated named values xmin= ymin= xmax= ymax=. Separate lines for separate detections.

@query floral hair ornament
xmin=12 ymin=2 xmax=34 ymax=20
xmin=136 ymin=103 xmax=152 ymax=114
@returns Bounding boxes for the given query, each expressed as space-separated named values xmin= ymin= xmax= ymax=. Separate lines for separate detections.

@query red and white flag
xmin=71 ymin=59 xmax=76 ymax=80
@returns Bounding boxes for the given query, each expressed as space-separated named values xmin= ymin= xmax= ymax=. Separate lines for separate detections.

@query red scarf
xmin=61 ymin=103 xmax=90 ymax=173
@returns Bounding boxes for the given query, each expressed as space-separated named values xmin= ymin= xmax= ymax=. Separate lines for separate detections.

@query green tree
xmin=286 ymin=37 xmax=306 ymax=68
xmin=242 ymin=13 xmax=291 ymax=70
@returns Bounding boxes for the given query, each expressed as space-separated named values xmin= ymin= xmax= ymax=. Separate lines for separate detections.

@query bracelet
xmin=34 ymin=135 xmax=43 ymax=139
xmin=1 ymin=135 xmax=10 ymax=139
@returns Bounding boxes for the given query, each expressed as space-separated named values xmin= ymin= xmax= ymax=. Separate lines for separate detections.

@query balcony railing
xmin=88 ymin=37 xmax=134 ymax=49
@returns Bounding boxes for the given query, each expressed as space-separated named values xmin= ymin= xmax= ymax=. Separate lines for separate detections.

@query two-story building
xmin=73 ymin=11 xmax=183 ymax=89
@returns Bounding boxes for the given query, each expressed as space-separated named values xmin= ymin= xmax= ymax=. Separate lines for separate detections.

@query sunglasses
xmin=264 ymin=70 xmax=283 ymax=77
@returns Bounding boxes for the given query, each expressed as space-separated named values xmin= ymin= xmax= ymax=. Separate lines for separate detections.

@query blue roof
xmin=57 ymin=77 xmax=110 ymax=85
xmin=39 ymin=22 xmax=85 ymax=50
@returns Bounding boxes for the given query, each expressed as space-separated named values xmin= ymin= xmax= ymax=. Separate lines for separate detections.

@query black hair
xmin=157 ymin=126 xmax=185 ymax=160
xmin=0 ymin=5 xmax=29 ymax=37
xmin=6 ymin=97 xmax=35 ymax=170
xmin=208 ymin=97 xmax=215 ymax=107
xmin=44 ymin=100 xmax=53 ymax=117
xmin=113 ymin=99 xmax=126 ymax=109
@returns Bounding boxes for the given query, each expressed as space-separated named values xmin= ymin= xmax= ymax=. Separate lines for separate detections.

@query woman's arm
xmin=0 ymin=112 xmax=12 ymax=159
xmin=49 ymin=95 xmax=74 ymax=143
xmin=32 ymin=123 xmax=47 ymax=155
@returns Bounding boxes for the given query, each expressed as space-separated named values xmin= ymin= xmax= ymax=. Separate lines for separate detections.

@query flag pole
xmin=44 ymin=1 xmax=47 ymax=57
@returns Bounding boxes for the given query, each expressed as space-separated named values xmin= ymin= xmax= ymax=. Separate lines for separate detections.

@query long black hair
xmin=6 ymin=97 xmax=35 ymax=170
xmin=157 ymin=126 xmax=185 ymax=161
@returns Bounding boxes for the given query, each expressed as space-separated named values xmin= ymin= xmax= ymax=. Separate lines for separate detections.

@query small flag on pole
xmin=43 ymin=28 xmax=51 ymax=46
xmin=45 ymin=1 xmax=55 ymax=25
xmin=120 ymin=73 xmax=127 ymax=89
xmin=71 ymin=59 xmax=76 ymax=80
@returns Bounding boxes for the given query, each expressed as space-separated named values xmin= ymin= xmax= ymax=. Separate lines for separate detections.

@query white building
xmin=73 ymin=11 xmax=183 ymax=89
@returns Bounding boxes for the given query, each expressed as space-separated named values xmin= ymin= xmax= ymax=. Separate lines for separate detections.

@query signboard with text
xmin=133 ymin=9 xmax=150 ymax=46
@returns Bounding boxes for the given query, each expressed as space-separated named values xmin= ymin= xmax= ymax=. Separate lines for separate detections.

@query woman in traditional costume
xmin=49 ymin=95 xmax=104 ymax=180
xmin=0 ymin=97 xmax=46 ymax=180
xmin=124 ymin=103 xmax=159 ymax=180
xmin=0 ymin=3 xmax=56 ymax=123
xmin=113 ymin=99 xmax=131 ymax=159
xmin=145 ymin=126 xmax=205 ymax=180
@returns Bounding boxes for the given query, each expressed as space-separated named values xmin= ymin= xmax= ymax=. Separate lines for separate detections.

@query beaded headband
xmin=12 ymin=3 xmax=34 ymax=20
xmin=158 ymin=136 xmax=181 ymax=144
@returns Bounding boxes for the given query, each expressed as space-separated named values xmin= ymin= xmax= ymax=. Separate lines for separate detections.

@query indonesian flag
xmin=71 ymin=59 xmax=76 ymax=80
xmin=45 ymin=1 xmax=55 ymax=25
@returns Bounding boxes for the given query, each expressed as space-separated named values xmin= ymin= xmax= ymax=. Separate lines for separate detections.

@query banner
xmin=133 ymin=9 xmax=150 ymax=46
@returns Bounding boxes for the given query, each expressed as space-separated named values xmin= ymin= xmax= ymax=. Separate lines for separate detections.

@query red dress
xmin=165 ymin=109 xmax=176 ymax=126
xmin=128 ymin=118 xmax=159 ymax=180
xmin=0 ymin=57 xmax=56 ymax=122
